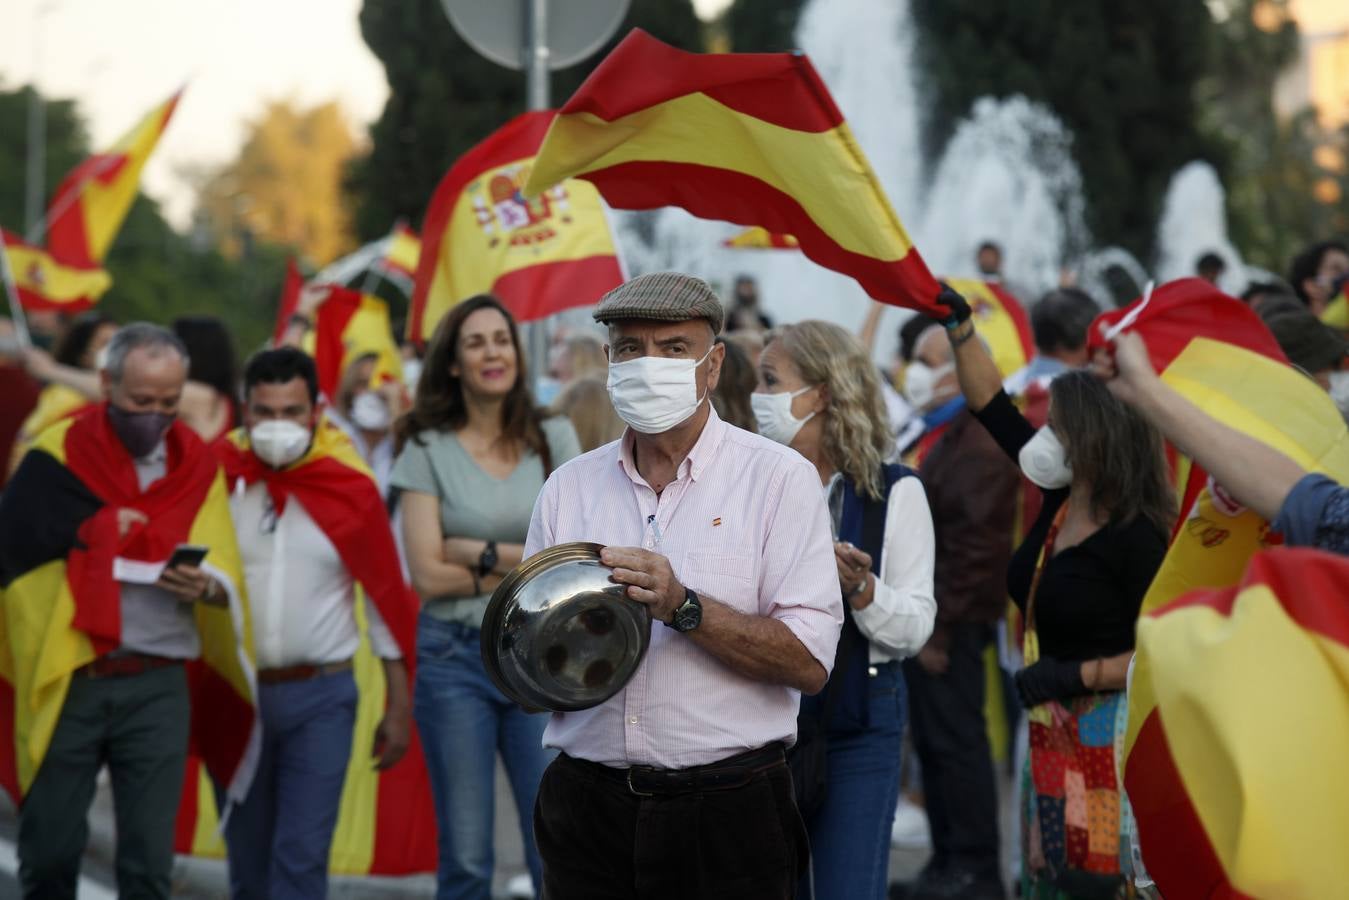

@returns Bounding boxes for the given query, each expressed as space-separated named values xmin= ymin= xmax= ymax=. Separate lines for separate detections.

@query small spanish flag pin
xmin=712 ymin=517 xmax=722 ymax=527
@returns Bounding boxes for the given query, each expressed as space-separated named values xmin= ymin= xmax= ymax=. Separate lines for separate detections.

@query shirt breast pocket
xmin=684 ymin=550 xmax=757 ymax=614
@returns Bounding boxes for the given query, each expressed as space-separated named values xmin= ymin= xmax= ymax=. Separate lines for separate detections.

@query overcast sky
xmin=0 ymin=0 xmax=734 ymax=229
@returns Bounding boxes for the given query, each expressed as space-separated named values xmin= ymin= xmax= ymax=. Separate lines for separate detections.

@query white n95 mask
xmin=1018 ymin=425 xmax=1072 ymax=490
xmin=250 ymin=420 xmax=312 ymax=469
xmin=606 ymin=347 xmax=713 ymax=434
xmin=751 ymin=386 xmax=816 ymax=446
xmin=350 ymin=391 xmax=392 ymax=431
xmin=904 ymin=361 xmax=954 ymax=409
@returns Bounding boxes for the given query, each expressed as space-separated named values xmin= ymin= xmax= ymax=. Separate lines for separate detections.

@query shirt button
xmin=629 ymin=716 xmax=639 ymax=725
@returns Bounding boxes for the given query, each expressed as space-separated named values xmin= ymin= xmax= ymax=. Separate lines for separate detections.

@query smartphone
xmin=165 ymin=544 xmax=209 ymax=570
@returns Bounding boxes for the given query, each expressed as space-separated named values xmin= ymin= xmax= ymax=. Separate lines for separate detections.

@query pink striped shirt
xmin=524 ymin=407 xmax=842 ymax=769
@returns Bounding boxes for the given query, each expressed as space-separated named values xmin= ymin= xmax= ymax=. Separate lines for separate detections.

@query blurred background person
xmin=171 ymin=315 xmax=240 ymax=444
xmin=723 ymin=328 xmax=766 ymax=370
xmin=392 ymin=295 xmax=580 ymax=900
xmin=0 ymin=319 xmax=42 ymax=489
xmin=975 ymin=241 xmax=1003 ymax=281
xmin=754 ymin=320 xmax=935 ymax=900
xmin=1288 ymin=239 xmax=1349 ymax=317
xmin=1240 ymin=280 xmax=1297 ymax=315
xmin=537 ymin=331 xmax=606 ymax=406
xmin=712 ymin=334 xmax=758 ymax=432
xmin=1194 ymin=250 xmax=1227 ymax=285
xmin=549 ymin=375 xmax=623 ymax=453
xmin=8 ymin=311 xmax=117 ymax=474
xmin=1261 ymin=308 xmax=1349 ymax=418
xmin=328 ymin=351 xmax=404 ymax=496
xmin=901 ymin=321 xmax=1018 ymax=900
xmin=940 ymin=287 xmax=1173 ymax=898
xmin=725 ymin=274 xmax=773 ymax=332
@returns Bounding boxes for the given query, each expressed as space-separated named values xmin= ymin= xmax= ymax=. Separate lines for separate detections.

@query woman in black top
xmin=937 ymin=287 xmax=1174 ymax=898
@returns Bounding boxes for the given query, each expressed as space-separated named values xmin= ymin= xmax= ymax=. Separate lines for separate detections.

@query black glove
xmin=934 ymin=283 xmax=972 ymax=328
xmin=1014 ymin=656 xmax=1085 ymax=708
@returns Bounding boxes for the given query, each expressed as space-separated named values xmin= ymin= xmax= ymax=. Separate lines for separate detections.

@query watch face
xmin=674 ymin=596 xmax=702 ymax=632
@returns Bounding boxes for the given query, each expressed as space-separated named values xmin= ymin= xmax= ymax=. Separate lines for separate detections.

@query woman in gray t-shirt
xmin=392 ymin=296 xmax=580 ymax=899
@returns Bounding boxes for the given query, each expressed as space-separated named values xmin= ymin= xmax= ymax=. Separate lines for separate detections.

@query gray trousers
xmin=18 ymin=663 xmax=190 ymax=900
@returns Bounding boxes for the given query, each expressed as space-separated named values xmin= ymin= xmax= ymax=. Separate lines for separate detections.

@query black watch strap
xmin=666 ymin=586 xmax=703 ymax=633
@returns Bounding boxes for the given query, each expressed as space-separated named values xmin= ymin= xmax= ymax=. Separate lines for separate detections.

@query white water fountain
xmin=1153 ymin=161 xmax=1248 ymax=297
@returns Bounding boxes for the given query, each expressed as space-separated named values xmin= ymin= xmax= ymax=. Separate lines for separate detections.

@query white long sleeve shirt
xmin=828 ymin=474 xmax=937 ymax=663
xmin=232 ymin=482 xmax=399 ymax=669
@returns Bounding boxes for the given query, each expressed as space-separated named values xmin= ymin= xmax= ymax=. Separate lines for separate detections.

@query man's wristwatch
xmin=477 ymin=541 xmax=498 ymax=578
xmin=666 ymin=586 xmax=703 ymax=633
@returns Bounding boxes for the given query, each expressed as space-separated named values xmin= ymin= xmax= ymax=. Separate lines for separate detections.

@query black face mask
xmin=107 ymin=405 xmax=174 ymax=459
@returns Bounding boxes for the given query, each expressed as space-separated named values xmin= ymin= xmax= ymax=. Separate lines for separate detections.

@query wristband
xmin=950 ymin=322 xmax=977 ymax=347
xmin=288 ymin=313 xmax=313 ymax=330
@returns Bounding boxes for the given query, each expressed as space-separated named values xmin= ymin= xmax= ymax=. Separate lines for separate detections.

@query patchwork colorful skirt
xmin=1021 ymin=690 xmax=1136 ymax=900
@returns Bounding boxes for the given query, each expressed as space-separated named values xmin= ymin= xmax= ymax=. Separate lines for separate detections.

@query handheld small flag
xmin=2 ymin=230 xmax=110 ymax=313
xmin=524 ymin=30 xmax=943 ymax=315
xmin=410 ymin=111 xmax=625 ymax=342
xmin=722 ymin=227 xmax=799 ymax=250
xmin=46 ymin=89 xmax=183 ymax=266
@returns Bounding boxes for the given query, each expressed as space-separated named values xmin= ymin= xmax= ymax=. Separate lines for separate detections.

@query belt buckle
xmin=626 ymin=766 xmax=655 ymax=797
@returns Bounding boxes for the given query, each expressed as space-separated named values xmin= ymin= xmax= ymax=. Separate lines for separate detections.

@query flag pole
xmin=0 ymin=231 xmax=33 ymax=348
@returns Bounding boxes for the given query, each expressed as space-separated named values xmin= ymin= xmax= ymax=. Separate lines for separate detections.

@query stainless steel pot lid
xmin=480 ymin=542 xmax=652 ymax=713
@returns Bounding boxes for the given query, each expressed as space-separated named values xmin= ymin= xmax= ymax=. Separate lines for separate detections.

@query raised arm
xmin=1092 ymin=331 xmax=1306 ymax=522
xmin=935 ymin=286 xmax=1003 ymax=413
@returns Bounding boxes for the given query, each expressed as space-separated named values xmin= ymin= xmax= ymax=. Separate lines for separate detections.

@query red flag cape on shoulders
xmin=216 ymin=421 xmax=417 ymax=667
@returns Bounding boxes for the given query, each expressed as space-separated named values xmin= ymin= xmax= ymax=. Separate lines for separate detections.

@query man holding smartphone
xmin=0 ymin=323 xmax=253 ymax=899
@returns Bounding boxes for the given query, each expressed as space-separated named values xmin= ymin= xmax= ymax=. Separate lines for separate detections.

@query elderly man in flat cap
xmin=523 ymin=272 xmax=842 ymax=899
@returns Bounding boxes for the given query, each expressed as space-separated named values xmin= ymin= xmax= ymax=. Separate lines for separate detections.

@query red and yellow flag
xmin=410 ymin=111 xmax=624 ymax=342
xmin=722 ymin=227 xmax=799 ymax=250
xmin=1319 ymin=276 xmax=1348 ymax=332
xmin=523 ymin=29 xmax=943 ymax=315
xmin=46 ymin=89 xmax=182 ymax=267
xmin=1124 ymin=547 xmax=1349 ymax=898
xmin=309 ymin=285 xmax=403 ymax=399
xmin=380 ymin=223 xmax=421 ymax=284
xmin=943 ymin=278 xmax=1033 ymax=378
xmin=2 ymin=230 xmax=110 ymax=312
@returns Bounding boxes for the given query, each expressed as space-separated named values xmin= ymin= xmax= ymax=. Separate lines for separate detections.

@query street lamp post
xmin=25 ymin=2 xmax=61 ymax=239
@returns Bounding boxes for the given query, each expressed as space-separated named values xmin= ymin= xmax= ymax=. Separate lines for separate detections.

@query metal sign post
xmin=0 ymin=231 xmax=33 ymax=349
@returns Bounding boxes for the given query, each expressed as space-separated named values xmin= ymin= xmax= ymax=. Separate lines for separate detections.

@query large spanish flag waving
xmin=175 ymin=423 xmax=438 ymax=874
xmin=410 ymin=110 xmax=624 ymax=342
xmin=311 ymin=285 xmax=404 ymax=399
xmin=0 ymin=405 xmax=257 ymax=807
xmin=46 ymin=89 xmax=182 ymax=267
xmin=524 ymin=29 xmax=943 ymax=315
xmin=1124 ymin=547 xmax=1349 ymax=897
xmin=2 ymin=230 xmax=111 ymax=312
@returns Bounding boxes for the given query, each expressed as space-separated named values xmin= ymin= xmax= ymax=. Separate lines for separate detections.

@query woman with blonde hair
xmin=752 ymin=320 xmax=936 ymax=900
xmin=549 ymin=375 xmax=624 ymax=452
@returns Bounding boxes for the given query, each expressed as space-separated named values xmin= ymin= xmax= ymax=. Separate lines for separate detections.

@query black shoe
xmin=908 ymin=867 xmax=1005 ymax=900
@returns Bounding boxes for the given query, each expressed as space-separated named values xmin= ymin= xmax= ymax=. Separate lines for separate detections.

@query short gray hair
xmin=104 ymin=323 xmax=190 ymax=384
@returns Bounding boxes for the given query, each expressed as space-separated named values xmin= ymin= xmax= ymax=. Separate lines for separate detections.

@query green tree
xmin=725 ymin=0 xmax=805 ymax=52
xmin=910 ymin=0 xmax=1221 ymax=260
xmin=347 ymin=0 xmax=704 ymax=242
xmin=0 ymin=85 xmax=88 ymax=237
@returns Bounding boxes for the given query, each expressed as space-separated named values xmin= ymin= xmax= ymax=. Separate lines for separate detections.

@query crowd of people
xmin=0 ymin=234 xmax=1346 ymax=900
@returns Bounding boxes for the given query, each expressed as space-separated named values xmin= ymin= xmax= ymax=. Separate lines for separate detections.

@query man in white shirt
xmin=218 ymin=347 xmax=416 ymax=900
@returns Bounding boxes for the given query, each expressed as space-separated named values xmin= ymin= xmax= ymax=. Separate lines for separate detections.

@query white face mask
xmin=350 ymin=391 xmax=391 ymax=431
xmin=904 ymin=361 xmax=954 ymax=409
xmin=751 ymin=385 xmax=817 ymax=446
xmin=1329 ymin=371 xmax=1349 ymax=419
xmin=94 ymin=345 xmax=110 ymax=371
xmin=606 ymin=346 xmax=713 ymax=435
xmin=1018 ymin=425 xmax=1072 ymax=490
xmin=401 ymin=358 xmax=423 ymax=391
xmin=249 ymin=419 xmax=312 ymax=469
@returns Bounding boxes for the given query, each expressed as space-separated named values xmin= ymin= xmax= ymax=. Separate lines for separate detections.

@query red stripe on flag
xmin=314 ymin=288 xmax=364 ymax=400
xmin=1240 ymin=548 xmax=1349 ymax=650
xmin=369 ymin=730 xmax=439 ymax=874
xmin=0 ymin=680 xmax=17 ymax=803
xmin=174 ymin=755 xmax=202 ymax=853
xmin=561 ymin=29 xmax=843 ymax=133
xmin=582 ymin=160 xmax=941 ymax=313
xmin=273 ymin=258 xmax=303 ymax=346
xmin=985 ymin=281 xmax=1034 ymax=361
xmin=187 ymin=662 xmax=255 ymax=790
xmin=492 ymin=254 xmax=626 ymax=324
xmin=15 ymin=286 xmax=95 ymax=314
xmin=1124 ymin=710 xmax=1245 ymax=899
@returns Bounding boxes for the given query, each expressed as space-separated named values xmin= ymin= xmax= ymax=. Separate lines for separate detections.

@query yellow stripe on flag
xmin=528 ymin=97 xmax=916 ymax=263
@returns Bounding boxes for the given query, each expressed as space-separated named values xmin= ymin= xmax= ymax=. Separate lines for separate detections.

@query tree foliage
xmin=0 ymin=84 xmax=287 ymax=355
xmin=198 ymin=100 xmax=359 ymax=266
xmin=347 ymin=0 xmax=703 ymax=241
xmin=725 ymin=0 xmax=805 ymax=52
xmin=910 ymin=0 xmax=1222 ymax=260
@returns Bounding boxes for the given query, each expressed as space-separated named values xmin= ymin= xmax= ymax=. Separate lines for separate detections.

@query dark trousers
xmin=18 ymin=664 xmax=190 ymax=900
xmin=534 ymin=750 xmax=808 ymax=900
xmin=222 ymin=669 xmax=358 ymax=900
xmin=902 ymin=623 xmax=1001 ymax=879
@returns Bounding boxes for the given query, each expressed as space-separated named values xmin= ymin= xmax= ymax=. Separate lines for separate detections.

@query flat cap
xmin=593 ymin=272 xmax=724 ymax=335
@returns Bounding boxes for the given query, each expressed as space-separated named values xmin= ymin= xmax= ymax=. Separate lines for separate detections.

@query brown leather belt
xmin=75 ymin=653 xmax=182 ymax=679
xmin=563 ymin=742 xmax=786 ymax=797
xmin=256 ymin=659 xmax=353 ymax=685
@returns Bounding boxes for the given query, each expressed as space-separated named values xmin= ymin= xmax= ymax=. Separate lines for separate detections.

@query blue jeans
xmin=223 ymin=669 xmax=358 ymax=900
xmin=801 ymin=662 xmax=908 ymax=900
xmin=415 ymin=615 xmax=554 ymax=900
